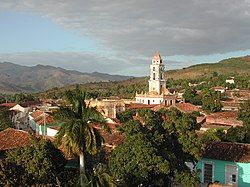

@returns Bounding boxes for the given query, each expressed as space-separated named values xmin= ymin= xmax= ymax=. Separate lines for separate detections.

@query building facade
xmin=135 ymin=52 xmax=177 ymax=105
xmin=197 ymin=142 xmax=250 ymax=187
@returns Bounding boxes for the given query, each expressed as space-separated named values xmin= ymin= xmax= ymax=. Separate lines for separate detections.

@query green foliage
xmin=109 ymin=108 xmax=202 ymax=186
xmin=0 ymin=96 xmax=5 ymax=104
xmin=13 ymin=93 xmax=37 ymax=103
xmin=0 ymin=106 xmax=13 ymax=131
xmin=116 ymin=109 xmax=135 ymax=123
xmin=0 ymin=138 xmax=66 ymax=186
xmin=183 ymin=88 xmax=202 ymax=105
xmin=109 ymin=129 xmax=171 ymax=186
xmin=202 ymin=89 xmax=222 ymax=113
xmin=225 ymin=127 xmax=247 ymax=143
xmin=54 ymin=85 xmax=109 ymax=186
xmin=163 ymin=108 xmax=203 ymax=160
xmin=238 ymin=100 xmax=250 ymax=130
xmin=173 ymin=170 xmax=200 ymax=187
xmin=201 ymin=128 xmax=225 ymax=143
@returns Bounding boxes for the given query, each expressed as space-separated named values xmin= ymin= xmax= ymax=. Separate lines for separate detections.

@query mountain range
xmin=1 ymin=56 xmax=249 ymax=94
xmin=0 ymin=62 xmax=132 ymax=94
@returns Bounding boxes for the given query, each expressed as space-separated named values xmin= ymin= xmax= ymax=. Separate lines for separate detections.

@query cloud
xmin=0 ymin=51 xmax=190 ymax=76
xmin=0 ymin=0 xmax=250 ymax=75
xmin=1 ymin=0 xmax=249 ymax=57
xmin=0 ymin=51 xmax=149 ymax=76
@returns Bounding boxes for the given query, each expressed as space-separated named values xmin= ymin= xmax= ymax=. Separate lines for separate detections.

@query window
xmin=153 ymin=73 xmax=155 ymax=80
xmin=153 ymin=67 xmax=155 ymax=71
xmin=232 ymin=174 xmax=236 ymax=183
xmin=203 ymin=162 xmax=213 ymax=183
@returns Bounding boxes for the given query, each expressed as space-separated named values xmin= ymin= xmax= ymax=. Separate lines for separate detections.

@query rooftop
xmin=0 ymin=103 xmax=17 ymax=107
xmin=173 ymin=102 xmax=200 ymax=113
xmin=208 ymin=111 xmax=238 ymax=119
xmin=152 ymin=51 xmax=162 ymax=60
xmin=0 ymin=128 xmax=30 ymax=151
xmin=127 ymin=103 xmax=157 ymax=109
xmin=203 ymin=142 xmax=250 ymax=163
xmin=30 ymin=110 xmax=55 ymax=125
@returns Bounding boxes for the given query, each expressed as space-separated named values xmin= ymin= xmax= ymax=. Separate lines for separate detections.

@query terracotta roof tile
xmin=31 ymin=110 xmax=55 ymax=125
xmin=209 ymin=111 xmax=238 ymax=119
xmin=0 ymin=128 xmax=30 ymax=151
xmin=203 ymin=142 xmax=250 ymax=163
xmin=173 ymin=103 xmax=200 ymax=113
xmin=0 ymin=103 xmax=17 ymax=107
xmin=151 ymin=104 xmax=170 ymax=111
xmin=127 ymin=103 xmax=157 ymax=109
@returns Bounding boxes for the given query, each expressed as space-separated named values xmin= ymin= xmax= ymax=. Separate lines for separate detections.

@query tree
xmin=238 ymin=100 xmax=250 ymax=130
xmin=109 ymin=108 xmax=202 ymax=186
xmin=238 ymin=100 xmax=250 ymax=142
xmin=54 ymin=86 xmax=107 ymax=185
xmin=201 ymin=128 xmax=225 ymax=143
xmin=0 ymin=106 xmax=13 ymax=131
xmin=183 ymin=88 xmax=202 ymax=105
xmin=116 ymin=108 xmax=135 ymax=123
xmin=202 ymin=89 xmax=222 ymax=113
xmin=225 ymin=126 xmax=247 ymax=143
xmin=109 ymin=124 xmax=171 ymax=186
xmin=0 ymin=138 xmax=66 ymax=186
xmin=82 ymin=164 xmax=117 ymax=187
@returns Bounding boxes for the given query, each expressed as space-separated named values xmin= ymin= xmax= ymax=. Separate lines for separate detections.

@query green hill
xmin=164 ymin=56 xmax=250 ymax=80
xmin=38 ymin=56 xmax=250 ymax=99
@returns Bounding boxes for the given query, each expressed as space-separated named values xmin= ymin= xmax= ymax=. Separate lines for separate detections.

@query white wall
xmin=46 ymin=127 xmax=58 ymax=137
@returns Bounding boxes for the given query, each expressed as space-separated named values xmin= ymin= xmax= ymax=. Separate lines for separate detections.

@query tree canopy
xmin=108 ymin=108 xmax=202 ymax=187
xmin=0 ymin=106 xmax=13 ymax=131
xmin=0 ymin=138 xmax=66 ymax=186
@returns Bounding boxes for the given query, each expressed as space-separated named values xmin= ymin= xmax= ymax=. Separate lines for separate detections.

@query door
xmin=203 ymin=162 xmax=213 ymax=183
xmin=225 ymin=165 xmax=238 ymax=186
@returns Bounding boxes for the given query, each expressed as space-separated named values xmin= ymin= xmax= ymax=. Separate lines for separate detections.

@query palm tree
xmin=54 ymin=86 xmax=107 ymax=184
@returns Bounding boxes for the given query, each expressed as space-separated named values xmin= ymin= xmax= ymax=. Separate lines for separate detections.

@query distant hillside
xmin=1 ymin=56 xmax=249 ymax=95
xmin=164 ymin=56 xmax=250 ymax=79
xmin=0 ymin=62 xmax=132 ymax=94
xmin=39 ymin=56 xmax=250 ymax=99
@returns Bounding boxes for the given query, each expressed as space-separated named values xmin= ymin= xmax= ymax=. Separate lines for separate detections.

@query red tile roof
xmin=48 ymin=126 xmax=61 ymax=130
xmin=151 ymin=104 xmax=170 ymax=111
xmin=127 ymin=103 xmax=157 ymax=109
xmin=31 ymin=110 xmax=44 ymax=119
xmin=173 ymin=103 xmax=200 ymax=113
xmin=0 ymin=128 xmax=30 ymax=151
xmin=209 ymin=111 xmax=238 ymax=119
xmin=0 ymin=103 xmax=17 ymax=107
xmin=205 ymin=111 xmax=243 ymax=127
xmin=30 ymin=110 xmax=55 ymax=125
xmin=203 ymin=142 xmax=250 ymax=163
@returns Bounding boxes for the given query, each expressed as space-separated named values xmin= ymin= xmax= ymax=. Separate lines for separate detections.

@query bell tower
xmin=148 ymin=52 xmax=166 ymax=95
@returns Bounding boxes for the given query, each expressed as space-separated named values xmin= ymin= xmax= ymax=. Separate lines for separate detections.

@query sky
xmin=0 ymin=0 xmax=250 ymax=76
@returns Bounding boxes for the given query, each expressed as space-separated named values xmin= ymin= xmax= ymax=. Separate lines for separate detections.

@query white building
xmin=226 ymin=77 xmax=235 ymax=84
xmin=135 ymin=52 xmax=177 ymax=106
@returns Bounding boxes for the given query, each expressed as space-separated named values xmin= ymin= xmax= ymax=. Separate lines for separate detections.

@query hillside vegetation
xmin=164 ymin=56 xmax=250 ymax=80
xmin=38 ymin=56 xmax=250 ymax=99
xmin=0 ymin=62 xmax=132 ymax=93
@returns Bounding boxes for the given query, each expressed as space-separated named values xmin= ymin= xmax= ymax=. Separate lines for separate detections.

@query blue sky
xmin=0 ymin=10 xmax=99 ymax=53
xmin=0 ymin=1 xmax=250 ymax=76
